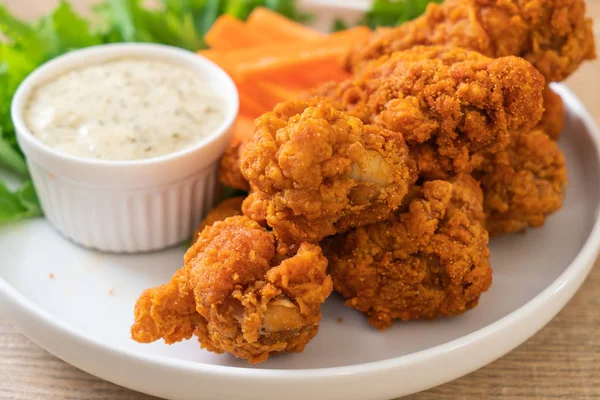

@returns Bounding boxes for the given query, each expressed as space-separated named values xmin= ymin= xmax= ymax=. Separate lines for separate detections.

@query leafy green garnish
xmin=0 ymin=180 xmax=42 ymax=223
xmin=0 ymin=0 xmax=310 ymax=225
xmin=94 ymin=0 xmax=311 ymax=50
xmin=0 ymin=138 xmax=27 ymax=176
xmin=93 ymin=0 xmax=206 ymax=50
xmin=331 ymin=18 xmax=349 ymax=33
xmin=362 ymin=0 xmax=442 ymax=29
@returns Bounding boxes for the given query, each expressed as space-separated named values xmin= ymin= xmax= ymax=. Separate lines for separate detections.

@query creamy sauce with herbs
xmin=24 ymin=59 xmax=225 ymax=160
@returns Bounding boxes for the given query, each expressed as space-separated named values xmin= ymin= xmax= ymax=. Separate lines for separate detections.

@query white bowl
xmin=11 ymin=43 xmax=239 ymax=253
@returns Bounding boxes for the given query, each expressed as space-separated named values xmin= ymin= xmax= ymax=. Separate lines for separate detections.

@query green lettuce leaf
xmin=0 ymin=180 xmax=42 ymax=223
xmin=362 ymin=0 xmax=442 ymax=29
xmin=0 ymin=137 xmax=27 ymax=176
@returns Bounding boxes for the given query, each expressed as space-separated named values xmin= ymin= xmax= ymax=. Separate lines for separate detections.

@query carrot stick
xmin=253 ymin=59 xmax=351 ymax=87
xmin=201 ymin=49 xmax=316 ymax=87
xmin=235 ymin=44 xmax=347 ymax=82
xmin=223 ymin=26 xmax=370 ymax=64
xmin=197 ymin=49 xmax=232 ymax=70
xmin=227 ymin=27 xmax=371 ymax=81
xmin=247 ymin=8 xmax=324 ymax=41
xmin=255 ymin=81 xmax=302 ymax=102
xmin=198 ymin=27 xmax=370 ymax=82
xmin=298 ymin=60 xmax=352 ymax=83
xmin=231 ymin=115 xmax=256 ymax=145
xmin=261 ymin=75 xmax=315 ymax=90
xmin=239 ymin=90 xmax=267 ymax=119
xmin=238 ymin=82 xmax=283 ymax=111
xmin=204 ymin=15 xmax=272 ymax=50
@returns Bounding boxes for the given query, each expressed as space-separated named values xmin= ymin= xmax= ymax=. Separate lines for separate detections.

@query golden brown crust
xmin=131 ymin=268 xmax=202 ymax=345
xmin=193 ymin=197 xmax=245 ymax=240
xmin=218 ymin=143 xmax=250 ymax=191
xmin=537 ymin=86 xmax=565 ymax=140
xmin=132 ymin=216 xmax=333 ymax=364
xmin=315 ymin=46 xmax=545 ymax=179
xmin=324 ymin=175 xmax=492 ymax=330
xmin=347 ymin=0 xmax=596 ymax=82
xmin=477 ymin=129 xmax=567 ymax=235
xmin=241 ymin=100 xmax=417 ymax=245
xmin=241 ymin=192 xmax=268 ymax=226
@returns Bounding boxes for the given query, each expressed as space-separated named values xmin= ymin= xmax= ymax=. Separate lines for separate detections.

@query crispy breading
xmin=218 ymin=142 xmax=250 ymax=191
xmin=477 ymin=129 xmax=567 ymax=235
xmin=313 ymin=46 xmax=545 ymax=179
xmin=193 ymin=196 xmax=245 ymax=240
xmin=323 ymin=175 xmax=492 ymax=330
xmin=346 ymin=0 xmax=596 ymax=82
xmin=131 ymin=268 xmax=202 ymax=345
xmin=132 ymin=216 xmax=332 ymax=364
xmin=241 ymin=100 xmax=417 ymax=245
xmin=537 ymin=86 xmax=565 ymax=140
xmin=241 ymin=192 xmax=268 ymax=226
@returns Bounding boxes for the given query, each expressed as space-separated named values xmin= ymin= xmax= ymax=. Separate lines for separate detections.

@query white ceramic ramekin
xmin=11 ymin=43 xmax=239 ymax=253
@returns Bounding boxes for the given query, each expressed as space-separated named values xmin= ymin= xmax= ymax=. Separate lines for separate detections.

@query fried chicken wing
xmin=241 ymin=192 xmax=268 ymax=226
xmin=131 ymin=267 xmax=201 ymax=344
xmin=346 ymin=0 xmax=596 ymax=82
xmin=218 ymin=142 xmax=250 ymax=191
xmin=240 ymin=100 xmax=417 ymax=245
xmin=132 ymin=216 xmax=333 ymax=364
xmin=193 ymin=196 xmax=245 ymax=240
xmin=537 ymin=86 xmax=565 ymax=140
xmin=323 ymin=175 xmax=492 ymax=330
xmin=314 ymin=46 xmax=545 ymax=179
xmin=477 ymin=129 xmax=567 ymax=235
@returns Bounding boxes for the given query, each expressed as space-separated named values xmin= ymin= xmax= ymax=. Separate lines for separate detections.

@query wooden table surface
xmin=1 ymin=1 xmax=600 ymax=399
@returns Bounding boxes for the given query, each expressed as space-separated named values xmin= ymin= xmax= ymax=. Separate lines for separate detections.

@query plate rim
xmin=1 ymin=83 xmax=600 ymax=382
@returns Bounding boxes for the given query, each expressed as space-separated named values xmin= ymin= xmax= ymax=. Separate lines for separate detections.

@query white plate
xmin=2 ymin=2 xmax=600 ymax=398
xmin=1 ymin=83 xmax=600 ymax=399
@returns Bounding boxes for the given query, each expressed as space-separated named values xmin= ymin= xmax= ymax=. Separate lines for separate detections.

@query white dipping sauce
xmin=24 ymin=58 xmax=225 ymax=161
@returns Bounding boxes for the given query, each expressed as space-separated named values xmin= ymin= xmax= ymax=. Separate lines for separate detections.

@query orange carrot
xmin=239 ymin=90 xmax=268 ymax=119
xmin=233 ymin=45 xmax=350 ymax=82
xmin=254 ymin=59 xmax=350 ymax=88
xmin=298 ymin=60 xmax=352 ymax=83
xmin=198 ymin=28 xmax=366 ymax=81
xmin=200 ymin=22 xmax=365 ymax=125
xmin=199 ymin=27 xmax=369 ymax=70
xmin=222 ymin=26 xmax=370 ymax=64
xmin=238 ymin=82 xmax=283 ymax=111
xmin=261 ymin=75 xmax=315 ymax=91
xmin=255 ymin=81 xmax=302 ymax=103
xmin=197 ymin=49 xmax=232 ymax=71
xmin=231 ymin=115 xmax=256 ymax=145
xmin=227 ymin=27 xmax=371 ymax=81
xmin=247 ymin=8 xmax=324 ymax=41
xmin=204 ymin=15 xmax=272 ymax=50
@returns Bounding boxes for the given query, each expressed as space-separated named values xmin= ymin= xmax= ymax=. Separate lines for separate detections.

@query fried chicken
xmin=218 ymin=142 xmax=250 ymax=191
xmin=537 ymin=86 xmax=565 ymax=140
xmin=131 ymin=267 xmax=201 ymax=344
xmin=477 ymin=129 xmax=567 ymax=235
xmin=346 ymin=0 xmax=596 ymax=82
xmin=241 ymin=192 xmax=268 ymax=226
xmin=313 ymin=46 xmax=545 ymax=179
xmin=241 ymin=100 xmax=417 ymax=246
xmin=132 ymin=216 xmax=333 ymax=364
xmin=193 ymin=196 xmax=244 ymax=240
xmin=323 ymin=175 xmax=492 ymax=330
